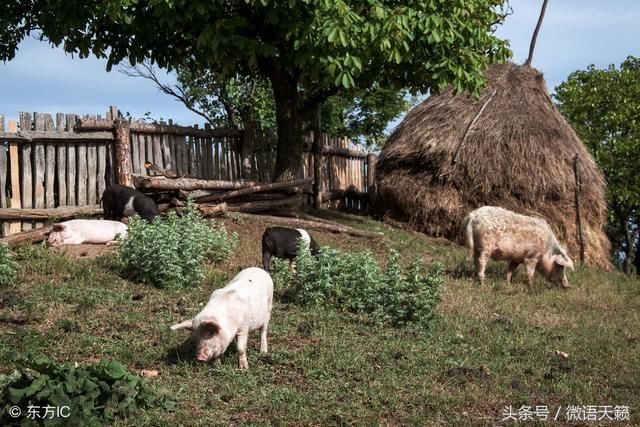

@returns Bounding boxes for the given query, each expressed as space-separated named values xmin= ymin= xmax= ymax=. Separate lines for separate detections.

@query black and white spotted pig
xmin=101 ymin=184 xmax=160 ymax=222
xmin=261 ymin=226 xmax=319 ymax=272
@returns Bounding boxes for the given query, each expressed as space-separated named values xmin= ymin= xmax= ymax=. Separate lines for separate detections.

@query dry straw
xmin=375 ymin=62 xmax=610 ymax=268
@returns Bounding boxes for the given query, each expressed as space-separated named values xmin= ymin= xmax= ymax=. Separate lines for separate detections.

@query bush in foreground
xmin=117 ymin=205 xmax=238 ymax=289
xmin=0 ymin=357 xmax=174 ymax=426
xmin=272 ymin=243 xmax=443 ymax=327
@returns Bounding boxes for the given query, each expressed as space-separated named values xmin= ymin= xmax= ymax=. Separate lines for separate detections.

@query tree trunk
xmin=269 ymin=68 xmax=302 ymax=182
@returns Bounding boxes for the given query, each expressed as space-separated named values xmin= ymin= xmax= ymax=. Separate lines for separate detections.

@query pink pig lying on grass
xmin=47 ymin=219 xmax=127 ymax=246
xmin=170 ymin=267 xmax=274 ymax=370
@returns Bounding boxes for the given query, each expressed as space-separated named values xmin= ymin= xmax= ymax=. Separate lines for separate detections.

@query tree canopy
xmin=2 ymin=0 xmax=511 ymax=179
xmin=555 ymin=56 xmax=640 ymax=273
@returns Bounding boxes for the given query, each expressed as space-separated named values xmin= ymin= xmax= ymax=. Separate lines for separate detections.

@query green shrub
xmin=0 ymin=242 xmax=18 ymax=287
xmin=116 ymin=205 xmax=237 ymax=289
xmin=0 ymin=357 xmax=174 ymax=426
xmin=272 ymin=242 xmax=443 ymax=327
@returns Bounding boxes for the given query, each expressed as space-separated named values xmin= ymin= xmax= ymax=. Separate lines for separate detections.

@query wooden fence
xmin=0 ymin=108 xmax=376 ymax=237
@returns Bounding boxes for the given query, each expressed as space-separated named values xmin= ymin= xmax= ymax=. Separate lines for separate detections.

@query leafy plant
xmin=0 ymin=242 xmax=18 ymax=287
xmin=272 ymin=242 xmax=443 ymax=327
xmin=0 ymin=357 xmax=174 ymax=426
xmin=116 ymin=205 xmax=237 ymax=289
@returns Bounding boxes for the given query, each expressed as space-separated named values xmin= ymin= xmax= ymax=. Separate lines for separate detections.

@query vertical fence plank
xmin=7 ymin=120 xmax=22 ymax=234
xmin=43 ymin=114 xmax=56 ymax=209
xmin=87 ymin=142 xmax=98 ymax=204
xmin=214 ymin=140 xmax=221 ymax=180
xmin=131 ymin=133 xmax=140 ymax=174
xmin=204 ymin=124 xmax=212 ymax=179
xmin=77 ymin=141 xmax=87 ymax=205
xmin=161 ymin=132 xmax=172 ymax=171
xmin=152 ymin=133 xmax=163 ymax=171
xmin=180 ymin=136 xmax=189 ymax=176
xmin=137 ymin=134 xmax=145 ymax=175
xmin=33 ymin=113 xmax=46 ymax=228
xmin=19 ymin=112 xmax=33 ymax=230
xmin=97 ymin=142 xmax=107 ymax=202
xmin=55 ymin=113 xmax=67 ymax=207
xmin=145 ymin=134 xmax=153 ymax=175
xmin=65 ymin=114 xmax=77 ymax=206
xmin=168 ymin=134 xmax=176 ymax=173
xmin=173 ymin=135 xmax=182 ymax=175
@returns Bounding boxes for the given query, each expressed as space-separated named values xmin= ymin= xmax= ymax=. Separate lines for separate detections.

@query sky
xmin=0 ymin=0 xmax=638 ymax=129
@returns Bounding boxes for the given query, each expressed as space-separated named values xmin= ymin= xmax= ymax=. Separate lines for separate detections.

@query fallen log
xmin=0 ymin=206 xmax=103 ymax=220
xmin=132 ymin=174 xmax=257 ymax=191
xmin=197 ymin=203 xmax=228 ymax=216
xmin=232 ymin=213 xmax=384 ymax=239
xmin=226 ymin=195 xmax=303 ymax=213
xmin=195 ymin=178 xmax=312 ymax=203
xmin=0 ymin=226 xmax=53 ymax=245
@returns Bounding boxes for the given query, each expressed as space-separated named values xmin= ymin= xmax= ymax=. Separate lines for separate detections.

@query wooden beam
xmin=0 ymin=130 xmax=114 ymax=142
xmin=76 ymin=117 xmax=243 ymax=138
xmin=0 ymin=206 xmax=103 ymax=220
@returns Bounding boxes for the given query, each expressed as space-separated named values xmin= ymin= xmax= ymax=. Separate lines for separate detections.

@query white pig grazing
xmin=463 ymin=206 xmax=574 ymax=288
xmin=47 ymin=219 xmax=128 ymax=246
xmin=170 ymin=267 xmax=273 ymax=370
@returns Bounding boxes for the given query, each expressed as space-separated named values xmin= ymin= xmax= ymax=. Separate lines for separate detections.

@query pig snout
xmin=196 ymin=346 xmax=214 ymax=362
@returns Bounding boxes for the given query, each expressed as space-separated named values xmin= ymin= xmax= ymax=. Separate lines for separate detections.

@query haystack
xmin=375 ymin=62 xmax=610 ymax=267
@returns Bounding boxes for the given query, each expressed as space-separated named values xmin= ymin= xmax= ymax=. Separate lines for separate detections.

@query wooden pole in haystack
xmin=574 ymin=154 xmax=586 ymax=265
xmin=525 ymin=0 xmax=549 ymax=66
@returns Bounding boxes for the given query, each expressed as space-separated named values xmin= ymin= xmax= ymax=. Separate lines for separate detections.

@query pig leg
xmin=524 ymin=259 xmax=537 ymax=287
xmin=262 ymin=251 xmax=272 ymax=272
xmin=475 ymin=250 xmax=489 ymax=284
xmin=236 ymin=328 xmax=250 ymax=370
xmin=259 ymin=320 xmax=269 ymax=354
xmin=506 ymin=261 xmax=519 ymax=284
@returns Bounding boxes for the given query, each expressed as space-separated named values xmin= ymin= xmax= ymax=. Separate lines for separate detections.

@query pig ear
xmin=170 ymin=319 xmax=194 ymax=331
xmin=554 ymin=254 xmax=574 ymax=270
xmin=200 ymin=318 xmax=221 ymax=334
xmin=51 ymin=223 xmax=65 ymax=231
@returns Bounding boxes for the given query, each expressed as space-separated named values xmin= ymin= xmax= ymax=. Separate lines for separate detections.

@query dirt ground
xmin=46 ymin=213 xmax=396 ymax=266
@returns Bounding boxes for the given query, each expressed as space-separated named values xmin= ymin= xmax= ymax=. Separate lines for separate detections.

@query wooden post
xmin=114 ymin=119 xmax=133 ymax=187
xmin=574 ymin=154 xmax=585 ymax=265
xmin=312 ymin=108 xmax=322 ymax=209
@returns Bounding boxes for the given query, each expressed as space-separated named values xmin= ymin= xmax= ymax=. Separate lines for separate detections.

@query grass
xmin=1 ymin=212 xmax=639 ymax=426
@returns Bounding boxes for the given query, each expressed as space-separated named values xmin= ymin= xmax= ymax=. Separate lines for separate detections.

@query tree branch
xmin=119 ymin=62 xmax=216 ymax=125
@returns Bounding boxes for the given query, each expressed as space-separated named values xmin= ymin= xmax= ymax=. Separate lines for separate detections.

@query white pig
xmin=463 ymin=206 xmax=574 ymax=287
xmin=170 ymin=267 xmax=274 ymax=370
xmin=47 ymin=219 xmax=128 ymax=246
